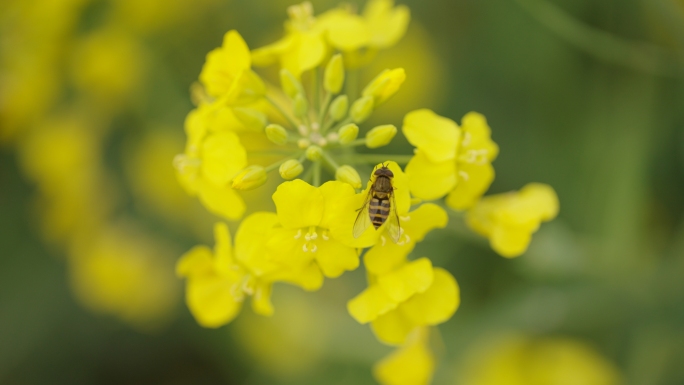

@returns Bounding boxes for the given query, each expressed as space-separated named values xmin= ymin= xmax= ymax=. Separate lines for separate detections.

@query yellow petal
xmin=267 ymin=261 xmax=324 ymax=292
xmin=266 ymin=228 xmax=315 ymax=270
xmin=348 ymin=285 xmax=398 ymax=324
xmin=364 ymin=240 xmax=410 ymax=276
xmin=377 ymin=257 xmax=433 ymax=302
xmin=373 ymin=328 xmax=434 ymax=385
xmin=323 ymin=12 xmax=370 ymax=51
xmin=199 ymin=30 xmax=251 ymax=98
xmin=461 ymin=111 xmax=499 ymax=161
xmin=197 ymin=179 xmax=246 ymax=220
xmin=400 ymin=268 xmax=459 ymax=326
xmin=251 ymin=281 xmax=274 ymax=316
xmin=403 ymin=109 xmax=460 ymax=163
xmin=176 ymin=245 xmax=213 ymax=277
xmin=251 ymin=35 xmax=293 ymax=67
xmin=490 ymin=226 xmax=533 ymax=258
xmin=213 ymin=222 xmax=234 ymax=274
xmin=200 ymin=131 xmax=247 ymax=186
xmin=221 ymin=30 xmax=251 ymax=73
xmin=234 ymin=212 xmax=281 ymax=275
xmin=405 ymin=151 xmax=456 ymax=200
xmin=371 ymin=309 xmax=415 ymax=346
xmin=272 ymin=179 xmax=324 ymax=229
xmin=363 ymin=0 xmax=411 ymax=49
xmin=319 ymin=180 xmax=357 ymax=230
xmin=362 ymin=68 xmax=406 ymax=106
xmin=314 ymin=238 xmax=359 ymax=278
xmin=445 ymin=161 xmax=495 ymax=210
xmin=327 ymin=189 xmax=380 ymax=249
xmin=185 ymin=273 xmax=243 ymax=328
xmin=401 ymin=203 xmax=449 ymax=243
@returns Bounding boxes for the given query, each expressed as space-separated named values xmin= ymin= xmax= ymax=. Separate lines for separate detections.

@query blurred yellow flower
xmin=177 ymin=216 xmax=323 ymax=328
xmin=200 ymin=30 xmax=265 ymax=104
xmin=70 ymin=28 xmax=146 ymax=107
xmin=69 ymin=225 xmax=179 ymax=331
xmin=467 ymin=183 xmax=559 ymax=258
xmin=362 ymin=68 xmax=406 ymax=106
xmin=374 ymin=327 xmax=434 ymax=385
xmin=269 ymin=180 xmax=360 ymax=279
xmin=458 ymin=334 xmax=622 ymax=385
xmin=403 ymin=110 xmax=499 ymax=209
xmin=348 ymin=258 xmax=459 ymax=345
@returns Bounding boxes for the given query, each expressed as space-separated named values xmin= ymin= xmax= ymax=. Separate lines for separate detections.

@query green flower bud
xmin=265 ymin=124 xmax=288 ymax=145
xmin=294 ymin=93 xmax=308 ymax=119
xmin=324 ymin=54 xmax=345 ymax=94
xmin=279 ymin=159 xmax=304 ymax=180
xmin=231 ymin=165 xmax=267 ymax=190
xmin=329 ymin=95 xmax=348 ymax=122
xmin=366 ymin=124 xmax=397 ymax=149
xmin=350 ymin=96 xmax=374 ymax=123
xmin=335 ymin=165 xmax=362 ymax=189
xmin=280 ymin=68 xmax=303 ymax=99
xmin=305 ymin=145 xmax=323 ymax=161
xmin=338 ymin=123 xmax=359 ymax=145
xmin=233 ymin=107 xmax=267 ymax=131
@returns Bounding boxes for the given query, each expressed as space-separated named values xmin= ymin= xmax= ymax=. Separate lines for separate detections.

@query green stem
xmin=326 ymin=116 xmax=353 ymax=134
xmin=248 ymin=149 xmax=299 ymax=156
xmin=312 ymin=161 xmax=322 ymax=186
xmin=347 ymin=69 xmax=359 ymax=102
xmin=346 ymin=154 xmax=414 ymax=164
xmin=320 ymin=150 xmax=340 ymax=171
xmin=312 ymin=67 xmax=321 ymax=113
xmin=266 ymin=95 xmax=300 ymax=129
xmin=318 ymin=92 xmax=333 ymax=127
xmin=514 ymin=0 xmax=684 ymax=79
xmin=263 ymin=152 xmax=303 ymax=173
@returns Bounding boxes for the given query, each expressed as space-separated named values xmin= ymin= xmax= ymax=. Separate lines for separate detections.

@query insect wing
xmin=353 ymin=189 xmax=373 ymax=239
xmin=386 ymin=191 xmax=402 ymax=243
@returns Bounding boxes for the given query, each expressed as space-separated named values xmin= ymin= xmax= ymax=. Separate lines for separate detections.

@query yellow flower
xmin=177 ymin=215 xmax=323 ymax=328
xmin=403 ymin=110 xmax=499 ymax=209
xmin=69 ymin=226 xmax=179 ymax=331
xmin=251 ymin=3 xmax=328 ymax=78
xmin=466 ymin=183 xmax=559 ymax=258
xmin=175 ymin=105 xmax=249 ymax=220
xmin=348 ymin=258 xmax=459 ymax=345
xmin=199 ymin=30 xmax=265 ymax=104
xmin=329 ymin=162 xmax=447 ymax=270
xmin=362 ymin=0 xmax=411 ymax=50
xmin=269 ymin=180 xmax=360 ymax=278
xmin=458 ymin=334 xmax=622 ymax=385
xmin=374 ymin=328 xmax=434 ymax=385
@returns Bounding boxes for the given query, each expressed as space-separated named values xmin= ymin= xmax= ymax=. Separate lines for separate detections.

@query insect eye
xmin=386 ymin=170 xmax=394 ymax=177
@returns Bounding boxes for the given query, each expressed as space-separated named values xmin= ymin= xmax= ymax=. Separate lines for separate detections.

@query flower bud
xmin=293 ymin=93 xmax=308 ymax=119
xmin=280 ymin=68 xmax=303 ymax=99
xmin=329 ymin=94 xmax=348 ymax=122
xmin=233 ymin=107 xmax=267 ymax=131
xmin=265 ymin=124 xmax=288 ymax=145
xmin=231 ymin=165 xmax=267 ymax=190
xmin=335 ymin=165 xmax=362 ymax=189
xmin=338 ymin=123 xmax=359 ymax=144
xmin=350 ymin=96 xmax=374 ymax=123
xmin=362 ymin=68 xmax=406 ymax=106
xmin=366 ymin=124 xmax=397 ymax=149
xmin=324 ymin=54 xmax=345 ymax=94
xmin=279 ymin=159 xmax=304 ymax=180
xmin=305 ymin=145 xmax=323 ymax=161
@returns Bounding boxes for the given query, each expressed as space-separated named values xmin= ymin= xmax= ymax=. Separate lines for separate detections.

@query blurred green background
xmin=2 ymin=0 xmax=684 ymax=384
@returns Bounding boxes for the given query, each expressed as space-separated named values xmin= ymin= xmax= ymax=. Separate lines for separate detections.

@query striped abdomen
xmin=369 ymin=197 xmax=391 ymax=229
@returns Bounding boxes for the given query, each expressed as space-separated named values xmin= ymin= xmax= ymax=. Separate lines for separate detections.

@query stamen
xmin=381 ymin=235 xmax=386 ymax=246
xmin=322 ymin=231 xmax=329 ymax=241
xmin=310 ymin=244 xmax=318 ymax=252
xmin=400 ymin=216 xmax=410 ymax=222
xmin=303 ymin=243 xmax=309 ymax=252
xmin=459 ymin=171 xmax=470 ymax=181
xmin=462 ymin=132 xmax=472 ymax=147
xmin=294 ymin=229 xmax=302 ymax=239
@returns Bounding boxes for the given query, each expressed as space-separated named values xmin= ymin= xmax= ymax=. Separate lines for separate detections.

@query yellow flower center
xmin=294 ymin=226 xmax=330 ymax=253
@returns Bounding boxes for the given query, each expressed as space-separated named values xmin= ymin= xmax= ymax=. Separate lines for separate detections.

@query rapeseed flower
xmin=403 ymin=109 xmax=499 ymax=209
xmin=467 ymin=183 xmax=559 ymax=258
xmin=374 ymin=327 xmax=434 ymax=385
xmin=177 ymin=216 xmax=323 ymax=327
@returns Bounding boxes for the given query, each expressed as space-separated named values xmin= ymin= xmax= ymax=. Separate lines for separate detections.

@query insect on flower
xmin=353 ymin=164 xmax=401 ymax=243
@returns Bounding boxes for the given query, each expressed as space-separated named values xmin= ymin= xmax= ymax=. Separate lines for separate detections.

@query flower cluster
xmin=175 ymin=1 xmax=559 ymax=383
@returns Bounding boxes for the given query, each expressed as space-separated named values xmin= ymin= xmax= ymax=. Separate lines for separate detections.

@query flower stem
xmin=264 ymin=152 xmax=303 ymax=173
xmin=266 ymin=95 xmax=300 ymax=129
xmin=320 ymin=150 xmax=340 ymax=171
xmin=318 ymin=92 xmax=332 ymax=126
xmin=312 ymin=161 xmax=322 ymax=186
xmin=347 ymin=154 xmax=414 ymax=164
xmin=325 ymin=116 xmax=353 ymax=134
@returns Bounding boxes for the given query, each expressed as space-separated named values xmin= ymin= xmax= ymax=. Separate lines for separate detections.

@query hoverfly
xmin=353 ymin=164 xmax=401 ymax=243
